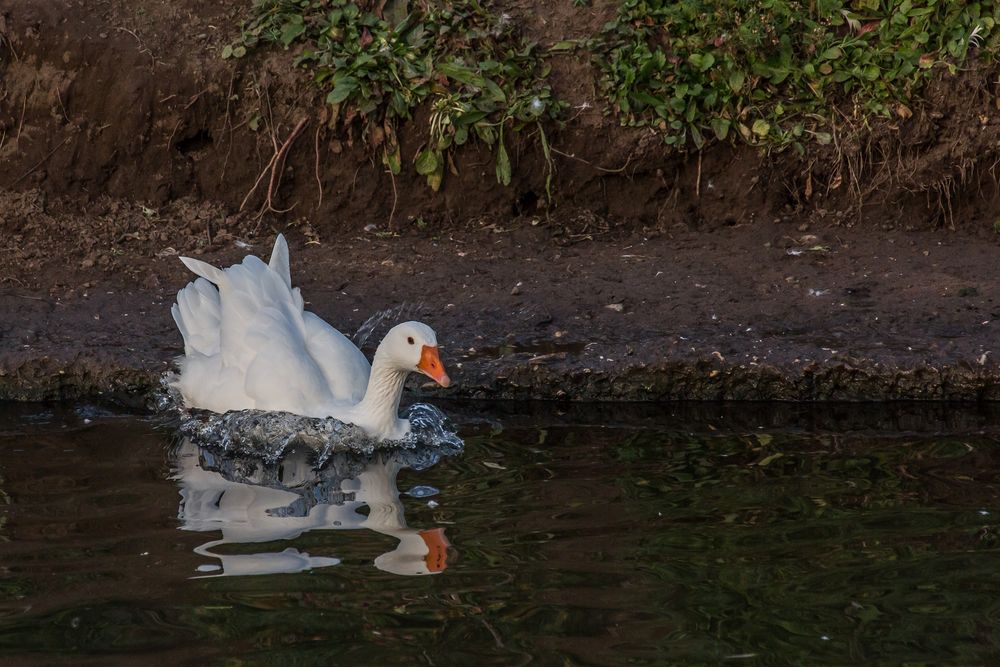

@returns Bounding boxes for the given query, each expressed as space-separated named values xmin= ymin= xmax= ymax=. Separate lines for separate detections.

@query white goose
xmin=170 ymin=234 xmax=450 ymax=440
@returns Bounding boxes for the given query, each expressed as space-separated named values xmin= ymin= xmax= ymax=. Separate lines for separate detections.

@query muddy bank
xmin=3 ymin=0 xmax=1000 ymax=235
xmin=4 ymin=1 xmax=1000 ymax=405
xmin=3 ymin=221 xmax=1000 ymax=405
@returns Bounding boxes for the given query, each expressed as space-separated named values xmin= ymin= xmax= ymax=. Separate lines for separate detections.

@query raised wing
xmin=176 ymin=239 xmax=369 ymax=415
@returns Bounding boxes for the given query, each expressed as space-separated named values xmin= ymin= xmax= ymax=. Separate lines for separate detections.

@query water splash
xmin=405 ymin=485 xmax=440 ymax=498
xmin=181 ymin=438 xmax=459 ymax=506
xmin=352 ymin=302 xmax=425 ymax=349
xmin=159 ymin=376 xmax=463 ymax=466
xmin=175 ymin=403 xmax=463 ymax=466
xmin=376 ymin=403 xmax=463 ymax=468
xmin=178 ymin=409 xmax=367 ymax=464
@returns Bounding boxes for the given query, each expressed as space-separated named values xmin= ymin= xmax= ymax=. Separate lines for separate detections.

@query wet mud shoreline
xmin=3 ymin=222 xmax=1000 ymax=406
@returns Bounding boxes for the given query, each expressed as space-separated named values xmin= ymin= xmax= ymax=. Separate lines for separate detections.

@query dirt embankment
xmin=3 ymin=1 xmax=1000 ymax=404
xmin=4 ymin=0 xmax=1000 ymax=232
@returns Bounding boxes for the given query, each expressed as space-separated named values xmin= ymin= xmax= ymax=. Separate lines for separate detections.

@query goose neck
xmin=353 ymin=356 xmax=408 ymax=437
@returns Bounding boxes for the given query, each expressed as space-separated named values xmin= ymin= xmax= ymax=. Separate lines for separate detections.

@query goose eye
xmin=407 ymin=336 xmax=415 ymax=345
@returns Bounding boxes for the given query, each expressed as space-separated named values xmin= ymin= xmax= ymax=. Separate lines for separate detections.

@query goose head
xmin=377 ymin=321 xmax=451 ymax=387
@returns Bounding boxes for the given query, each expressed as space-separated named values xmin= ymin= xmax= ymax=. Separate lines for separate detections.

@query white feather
xmin=170 ymin=234 xmax=446 ymax=440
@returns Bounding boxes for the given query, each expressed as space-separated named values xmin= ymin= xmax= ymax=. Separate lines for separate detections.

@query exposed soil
xmin=3 ymin=1 xmax=1000 ymax=404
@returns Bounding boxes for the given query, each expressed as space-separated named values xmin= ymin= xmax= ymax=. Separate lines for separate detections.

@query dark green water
xmin=3 ymin=402 xmax=1000 ymax=665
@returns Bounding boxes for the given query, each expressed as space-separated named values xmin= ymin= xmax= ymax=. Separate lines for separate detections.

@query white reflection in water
xmin=171 ymin=439 xmax=452 ymax=577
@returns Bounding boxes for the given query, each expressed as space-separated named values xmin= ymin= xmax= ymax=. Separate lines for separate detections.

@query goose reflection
xmin=170 ymin=439 xmax=452 ymax=577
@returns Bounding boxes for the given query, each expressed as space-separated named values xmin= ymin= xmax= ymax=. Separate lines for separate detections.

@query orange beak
xmin=417 ymin=345 xmax=451 ymax=387
xmin=419 ymin=528 xmax=450 ymax=573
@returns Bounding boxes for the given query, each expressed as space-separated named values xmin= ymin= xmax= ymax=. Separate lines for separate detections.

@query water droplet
xmin=352 ymin=303 xmax=424 ymax=348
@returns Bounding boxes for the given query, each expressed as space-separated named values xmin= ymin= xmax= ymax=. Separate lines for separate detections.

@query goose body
xmin=171 ymin=235 xmax=450 ymax=440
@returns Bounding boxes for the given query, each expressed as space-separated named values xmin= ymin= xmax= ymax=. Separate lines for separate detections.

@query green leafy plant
xmin=228 ymin=0 xmax=562 ymax=193
xmin=594 ymin=0 xmax=1000 ymax=153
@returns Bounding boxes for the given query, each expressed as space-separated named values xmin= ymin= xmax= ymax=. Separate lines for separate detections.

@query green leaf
xmin=757 ymin=452 xmax=784 ymax=467
xmin=690 ymin=124 xmax=705 ymax=149
xmin=480 ymin=79 xmax=508 ymax=105
xmin=710 ymin=118 xmax=730 ymax=140
xmin=633 ymin=91 xmax=666 ymax=109
xmin=728 ymin=71 xmax=745 ymax=93
xmin=327 ymin=77 xmax=358 ymax=104
xmin=415 ymin=148 xmax=439 ymax=176
xmin=438 ymin=62 xmax=506 ymax=103
xmin=495 ymin=139 xmax=511 ymax=186
xmin=427 ymin=158 xmax=444 ymax=192
xmin=280 ymin=18 xmax=306 ymax=48
xmin=383 ymin=145 xmax=401 ymax=175
xmin=232 ymin=45 xmax=247 ymax=58
xmin=685 ymin=100 xmax=698 ymax=123
xmin=455 ymin=110 xmax=489 ymax=126
xmin=688 ymin=52 xmax=715 ymax=72
xmin=477 ymin=125 xmax=496 ymax=146
xmin=549 ymin=40 xmax=577 ymax=51
xmin=221 ymin=44 xmax=233 ymax=59
xmin=751 ymin=119 xmax=770 ymax=138
xmin=769 ymin=68 xmax=790 ymax=85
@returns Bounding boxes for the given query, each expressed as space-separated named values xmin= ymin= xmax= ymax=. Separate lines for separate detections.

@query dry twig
xmin=241 ymin=118 xmax=308 ymax=219
xmin=12 ymin=135 xmax=71 ymax=186
xmin=550 ymin=146 xmax=634 ymax=174
xmin=314 ymin=122 xmax=324 ymax=211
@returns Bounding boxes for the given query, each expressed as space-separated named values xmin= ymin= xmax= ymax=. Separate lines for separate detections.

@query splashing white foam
xmin=158 ymin=375 xmax=463 ymax=465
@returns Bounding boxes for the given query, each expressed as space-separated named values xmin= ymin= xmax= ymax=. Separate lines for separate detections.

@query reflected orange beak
xmin=417 ymin=345 xmax=451 ymax=387
xmin=419 ymin=528 xmax=450 ymax=573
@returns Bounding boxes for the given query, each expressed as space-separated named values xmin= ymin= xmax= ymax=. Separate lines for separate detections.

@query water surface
xmin=3 ymin=402 xmax=1000 ymax=664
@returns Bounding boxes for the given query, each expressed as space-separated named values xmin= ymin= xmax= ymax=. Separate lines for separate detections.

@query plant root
xmin=240 ymin=117 xmax=308 ymax=222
